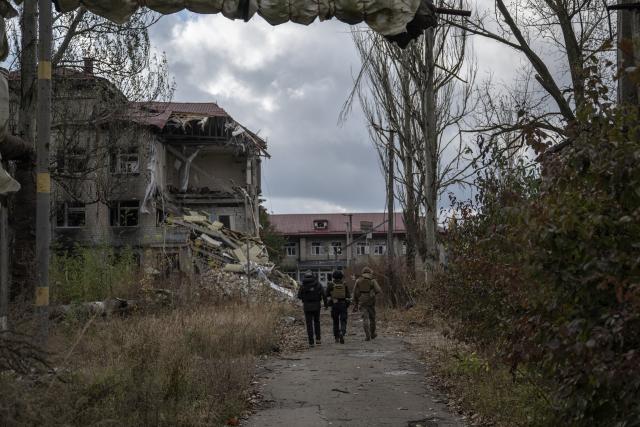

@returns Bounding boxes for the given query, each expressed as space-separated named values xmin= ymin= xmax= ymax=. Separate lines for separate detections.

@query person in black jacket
xmin=297 ymin=270 xmax=327 ymax=347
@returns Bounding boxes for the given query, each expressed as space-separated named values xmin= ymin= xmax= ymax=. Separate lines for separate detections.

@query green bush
xmin=50 ymin=245 xmax=138 ymax=303
xmin=435 ymin=82 xmax=640 ymax=424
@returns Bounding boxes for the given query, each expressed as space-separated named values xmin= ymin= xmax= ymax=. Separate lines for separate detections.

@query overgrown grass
xmin=437 ymin=350 xmax=551 ymax=426
xmin=0 ymin=302 xmax=285 ymax=426
xmin=382 ymin=305 xmax=553 ymax=426
xmin=50 ymin=245 xmax=139 ymax=303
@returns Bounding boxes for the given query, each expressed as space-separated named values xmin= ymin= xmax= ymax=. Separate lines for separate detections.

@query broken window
xmin=57 ymin=146 xmax=87 ymax=175
xmin=110 ymin=200 xmax=139 ymax=227
xmin=310 ymin=242 xmax=323 ymax=255
xmin=56 ymin=201 xmax=86 ymax=228
xmin=283 ymin=242 xmax=296 ymax=257
xmin=373 ymin=242 xmax=386 ymax=256
xmin=356 ymin=242 xmax=369 ymax=256
xmin=331 ymin=241 xmax=343 ymax=255
xmin=110 ymin=147 xmax=140 ymax=174
xmin=313 ymin=219 xmax=328 ymax=230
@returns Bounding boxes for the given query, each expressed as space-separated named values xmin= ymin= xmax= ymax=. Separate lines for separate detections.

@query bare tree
xmin=446 ymin=0 xmax=615 ymax=154
xmin=344 ymin=7 xmax=476 ymax=280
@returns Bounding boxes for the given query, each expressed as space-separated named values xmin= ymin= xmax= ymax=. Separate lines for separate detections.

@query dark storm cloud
xmin=148 ymin=5 xmax=541 ymax=215
xmin=150 ymin=15 xmax=386 ymax=214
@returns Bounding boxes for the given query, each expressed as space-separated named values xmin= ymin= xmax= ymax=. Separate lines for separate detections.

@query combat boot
xmin=339 ymin=335 xmax=345 ymax=344
xmin=335 ymin=337 xmax=340 ymax=343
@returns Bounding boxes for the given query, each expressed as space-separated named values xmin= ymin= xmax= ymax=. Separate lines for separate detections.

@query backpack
xmin=357 ymin=278 xmax=373 ymax=293
xmin=331 ymin=282 xmax=346 ymax=300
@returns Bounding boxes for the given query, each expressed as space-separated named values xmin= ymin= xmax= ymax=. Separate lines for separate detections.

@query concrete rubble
xmin=168 ymin=210 xmax=298 ymax=299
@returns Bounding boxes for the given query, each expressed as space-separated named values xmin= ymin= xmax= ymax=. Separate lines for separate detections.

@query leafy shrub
xmin=434 ymin=88 xmax=640 ymax=424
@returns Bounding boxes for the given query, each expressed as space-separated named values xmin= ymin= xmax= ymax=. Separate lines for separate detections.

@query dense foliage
xmin=435 ymin=89 xmax=640 ymax=424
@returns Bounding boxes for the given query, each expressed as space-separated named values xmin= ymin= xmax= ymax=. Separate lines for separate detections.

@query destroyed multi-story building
xmin=7 ymin=61 xmax=269 ymax=274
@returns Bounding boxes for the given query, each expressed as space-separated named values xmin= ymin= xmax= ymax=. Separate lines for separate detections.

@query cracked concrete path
xmin=246 ymin=312 xmax=464 ymax=427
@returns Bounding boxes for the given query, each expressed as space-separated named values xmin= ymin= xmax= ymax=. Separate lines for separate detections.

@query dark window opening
xmin=110 ymin=147 xmax=140 ymax=174
xmin=57 ymin=147 xmax=87 ymax=175
xmin=218 ymin=215 xmax=231 ymax=229
xmin=313 ymin=219 xmax=328 ymax=230
xmin=56 ymin=202 xmax=86 ymax=228
xmin=110 ymin=200 xmax=139 ymax=227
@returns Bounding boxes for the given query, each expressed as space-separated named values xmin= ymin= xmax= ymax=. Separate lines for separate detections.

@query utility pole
xmin=343 ymin=213 xmax=353 ymax=268
xmin=35 ymin=0 xmax=53 ymax=343
xmin=0 ymin=197 xmax=8 ymax=331
xmin=12 ymin=0 xmax=38 ymax=303
xmin=422 ymin=27 xmax=438 ymax=285
xmin=613 ymin=0 xmax=640 ymax=105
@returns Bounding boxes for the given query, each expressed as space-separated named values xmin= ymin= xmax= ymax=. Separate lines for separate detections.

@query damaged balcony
xmin=133 ymin=102 xmax=269 ymax=235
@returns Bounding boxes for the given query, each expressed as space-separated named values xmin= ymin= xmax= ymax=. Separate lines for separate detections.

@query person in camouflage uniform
xmin=326 ymin=269 xmax=351 ymax=344
xmin=352 ymin=266 xmax=382 ymax=341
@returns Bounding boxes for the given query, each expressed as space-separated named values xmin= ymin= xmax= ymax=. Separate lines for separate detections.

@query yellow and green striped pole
xmin=35 ymin=0 xmax=52 ymax=343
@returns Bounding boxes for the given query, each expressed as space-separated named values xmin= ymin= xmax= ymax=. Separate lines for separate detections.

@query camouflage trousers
xmin=360 ymin=304 xmax=376 ymax=339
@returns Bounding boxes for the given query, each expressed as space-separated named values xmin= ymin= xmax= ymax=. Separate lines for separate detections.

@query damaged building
xmin=7 ymin=62 xmax=269 ymax=275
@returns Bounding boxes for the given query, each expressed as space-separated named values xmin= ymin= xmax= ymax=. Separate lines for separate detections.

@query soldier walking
xmin=327 ymin=269 xmax=351 ymax=344
xmin=352 ymin=266 xmax=382 ymax=341
xmin=297 ymin=270 xmax=327 ymax=347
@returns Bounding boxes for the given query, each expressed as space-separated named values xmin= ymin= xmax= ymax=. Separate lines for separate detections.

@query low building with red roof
xmin=269 ymin=212 xmax=408 ymax=285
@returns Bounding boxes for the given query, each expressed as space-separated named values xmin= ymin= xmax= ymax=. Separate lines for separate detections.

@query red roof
xmin=269 ymin=213 xmax=406 ymax=235
xmin=130 ymin=102 xmax=229 ymax=129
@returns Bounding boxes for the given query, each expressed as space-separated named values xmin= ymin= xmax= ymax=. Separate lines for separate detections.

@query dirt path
xmin=246 ymin=311 xmax=464 ymax=427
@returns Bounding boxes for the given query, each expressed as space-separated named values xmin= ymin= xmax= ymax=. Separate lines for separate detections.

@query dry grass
xmin=0 ymin=301 xmax=288 ymax=426
xmin=380 ymin=304 xmax=552 ymax=426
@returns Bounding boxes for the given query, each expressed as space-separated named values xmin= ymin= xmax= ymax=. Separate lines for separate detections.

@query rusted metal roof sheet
xmin=269 ymin=213 xmax=407 ymax=235
xmin=131 ymin=102 xmax=229 ymax=128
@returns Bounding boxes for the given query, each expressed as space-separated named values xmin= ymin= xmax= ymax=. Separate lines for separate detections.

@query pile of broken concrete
xmin=168 ymin=211 xmax=297 ymax=299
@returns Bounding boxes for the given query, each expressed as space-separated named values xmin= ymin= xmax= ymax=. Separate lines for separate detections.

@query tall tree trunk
xmin=11 ymin=1 xmax=38 ymax=300
xmin=617 ymin=0 xmax=640 ymax=106
xmin=400 ymin=66 xmax=417 ymax=280
xmin=422 ymin=28 xmax=438 ymax=285
xmin=386 ymin=131 xmax=397 ymax=307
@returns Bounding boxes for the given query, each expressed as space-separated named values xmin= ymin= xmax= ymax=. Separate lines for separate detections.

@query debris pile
xmin=167 ymin=211 xmax=297 ymax=299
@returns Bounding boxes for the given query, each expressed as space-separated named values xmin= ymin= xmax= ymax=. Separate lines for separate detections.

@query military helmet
xmin=303 ymin=270 xmax=313 ymax=278
xmin=332 ymin=270 xmax=344 ymax=280
xmin=361 ymin=266 xmax=373 ymax=275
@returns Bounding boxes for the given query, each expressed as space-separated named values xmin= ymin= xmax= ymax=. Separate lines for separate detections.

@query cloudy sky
xmin=148 ymin=5 xmax=519 ymax=215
